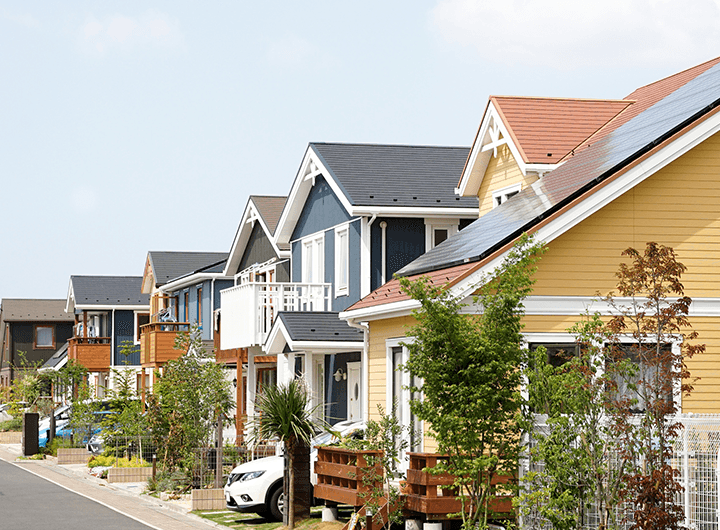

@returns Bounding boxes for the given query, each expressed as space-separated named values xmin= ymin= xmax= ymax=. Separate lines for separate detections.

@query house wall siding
xmin=238 ymin=222 xmax=279 ymax=273
xmin=477 ymin=144 xmax=537 ymax=217
xmin=370 ymin=218 xmax=426 ymax=292
xmin=114 ymin=310 xmax=138 ymax=366
xmin=291 ymin=175 xmax=352 ymax=241
xmin=9 ymin=322 xmax=73 ymax=367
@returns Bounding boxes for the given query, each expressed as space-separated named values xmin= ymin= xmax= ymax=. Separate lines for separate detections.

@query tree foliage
xmin=521 ymin=242 xmax=704 ymax=530
xmin=146 ymin=325 xmax=233 ymax=471
xmin=400 ymin=234 xmax=545 ymax=530
xmin=248 ymin=379 xmax=324 ymax=530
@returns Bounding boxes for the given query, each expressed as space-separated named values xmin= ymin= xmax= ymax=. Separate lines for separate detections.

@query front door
xmin=347 ymin=362 xmax=361 ymax=422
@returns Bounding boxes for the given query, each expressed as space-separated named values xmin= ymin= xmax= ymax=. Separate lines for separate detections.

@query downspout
xmin=379 ymin=221 xmax=387 ymax=285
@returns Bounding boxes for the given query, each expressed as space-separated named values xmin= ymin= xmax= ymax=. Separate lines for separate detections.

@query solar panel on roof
xmin=397 ymin=61 xmax=720 ymax=277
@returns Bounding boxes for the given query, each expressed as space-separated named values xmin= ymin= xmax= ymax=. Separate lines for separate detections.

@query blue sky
xmin=2 ymin=1 xmax=719 ymax=299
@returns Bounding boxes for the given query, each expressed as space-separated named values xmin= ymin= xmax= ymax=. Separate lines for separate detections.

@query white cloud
xmin=430 ymin=0 xmax=720 ymax=70
xmin=78 ymin=10 xmax=183 ymax=55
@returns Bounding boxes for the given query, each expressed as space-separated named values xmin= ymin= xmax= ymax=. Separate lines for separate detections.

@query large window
xmin=34 ymin=325 xmax=54 ymax=349
xmin=302 ymin=233 xmax=325 ymax=284
xmin=608 ymin=343 xmax=674 ymax=413
xmin=197 ymin=286 xmax=203 ymax=328
xmin=387 ymin=339 xmax=422 ymax=473
xmin=334 ymin=226 xmax=349 ymax=297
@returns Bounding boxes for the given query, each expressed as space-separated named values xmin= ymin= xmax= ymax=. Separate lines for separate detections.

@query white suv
xmin=224 ymin=420 xmax=365 ymax=521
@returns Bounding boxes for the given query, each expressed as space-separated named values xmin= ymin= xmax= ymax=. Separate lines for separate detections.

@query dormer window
xmin=493 ymin=183 xmax=522 ymax=207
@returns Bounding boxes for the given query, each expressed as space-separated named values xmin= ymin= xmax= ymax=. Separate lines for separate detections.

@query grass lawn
xmin=194 ymin=506 xmax=352 ymax=530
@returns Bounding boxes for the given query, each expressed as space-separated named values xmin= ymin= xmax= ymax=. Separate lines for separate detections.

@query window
xmin=197 ymin=286 xmax=203 ymax=327
xmin=314 ymin=359 xmax=325 ymax=423
xmin=34 ymin=326 xmax=54 ymax=349
xmin=335 ymin=226 xmax=349 ymax=297
xmin=492 ymin=183 xmax=522 ymax=207
xmin=256 ymin=367 xmax=277 ymax=395
xmin=425 ymin=221 xmax=458 ymax=250
xmin=135 ymin=313 xmax=150 ymax=343
xmin=387 ymin=339 xmax=422 ymax=473
xmin=608 ymin=343 xmax=674 ymax=413
xmin=529 ymin=343 xmax=578 ymax=368
xmin=302 ymin=234 xmax=325 ymax=284
xmin=184 ymin=292 xmax=189 ymax=322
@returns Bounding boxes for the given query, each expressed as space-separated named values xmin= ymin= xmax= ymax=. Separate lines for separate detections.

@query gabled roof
xmin=274 ymin=143 xmax=479 ymax=245
xmin=223 ymin=195 xmax=289 ymax=277
xmin=142 ymin=251 xmax=229 ymax=293
xmin=67 ymin=276 xmax=149 ymax=311
xmin=491 ymin=96 xmax=632 ymax=164
xmin=457 ymin=57 xmax=720 ymax=197
xmin=343 ymin=59 xmax=720 ymax=318
xmin=0 ymin=299 xmax=74 ymax=322
xmin=264 ymin=312 xmax=364 ymax=354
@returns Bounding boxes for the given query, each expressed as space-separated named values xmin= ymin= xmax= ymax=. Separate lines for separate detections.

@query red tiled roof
xmin=492 ymin=96 xmax=632 ymax=164
xmin=563 ymin=56 xmax=720 ymax=160
xmin=346 ymin=262 xmax=479 ymax=312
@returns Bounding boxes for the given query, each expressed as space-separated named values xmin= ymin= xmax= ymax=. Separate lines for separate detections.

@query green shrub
xmin=88 ymin=455 xmax=150 ymax=468
xmin=0 ymin=418 xmax=23 ymax=432
xmin=44 ymin=436 xmax=73 ymax=456
xmin=147 ymin=468 xmax=191 ymax=494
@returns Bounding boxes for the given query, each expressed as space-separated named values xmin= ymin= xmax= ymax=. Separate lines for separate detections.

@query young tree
xmin=146 ymin=324 xmax=233 ymax=471
xmin=521 ymin=242 xmax=704 ymax=530
xmin=249 ymin=379 xmax=324 ymax=530
xmin=399 ymin=234 xmax=545 ymax=530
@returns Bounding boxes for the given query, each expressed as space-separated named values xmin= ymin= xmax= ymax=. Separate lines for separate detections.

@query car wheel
xmin=268 ymin=486 xmax=284 ymax=522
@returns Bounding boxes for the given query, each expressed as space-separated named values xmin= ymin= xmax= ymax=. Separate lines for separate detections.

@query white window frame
xmin=133 ymin=311 xmax=150 ymax=344
xmin=522 ymin=332 xmax=683 ymax=411
xmin=492 ymin=183 xmax=522 ymax=208
xmin=334 ymin=225 xmax=350 ymax=297
xmin=301 ymin=233 xmax=325 ymax=284
xmin=424 ymin=219 xmax=459 ymax=250
xmin=386 ymin=337 xmax=423 ymax=460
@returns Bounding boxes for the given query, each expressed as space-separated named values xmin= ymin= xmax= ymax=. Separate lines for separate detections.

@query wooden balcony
xmin=404 ymin=453 xmax=513 ymax=519
xmin=314 ymin=446 xmax=383 ymax=507
xmin=139 ymin=322 xmax=189 ymax=369
xmin=68 ymin=337 xmax=111 ymax=372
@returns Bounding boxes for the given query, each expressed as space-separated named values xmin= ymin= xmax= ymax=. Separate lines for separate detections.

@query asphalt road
xmin=0 ymin=458 xmax=152 ymax=530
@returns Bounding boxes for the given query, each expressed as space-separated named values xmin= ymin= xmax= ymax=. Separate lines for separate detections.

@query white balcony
xmin=220 ymin=282 xmax=332 ymax=350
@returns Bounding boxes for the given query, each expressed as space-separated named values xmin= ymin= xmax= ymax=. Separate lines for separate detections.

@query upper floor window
xmin=302 ymin=233 xmax=325 ymax=284
xmin=135 ymin=313 xmax=150 ymax=343
xmin=197 ymin=287 xmax=203 ymax=327
xmin=34 ymin=325 xmax=54 ymax=349
xmin=425 ymin=221 xmax=458 ymax=250
xmin=335 ymin=226 xmax=349 ymax=297
xmin=493 ymin=183 xmax=522 ymax=207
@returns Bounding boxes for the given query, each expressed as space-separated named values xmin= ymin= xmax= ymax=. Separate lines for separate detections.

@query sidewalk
xmin=0 ymin=444 xmax=223 ymax=530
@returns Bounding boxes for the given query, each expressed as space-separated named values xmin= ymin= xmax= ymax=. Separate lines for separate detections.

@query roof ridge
xmin=628 ymin=56 xmax=720 ymax=95
xmin=491 ymin=95 xmax=631 ymax=103
xmin=310 ymin=141 xmax=469 ymax=150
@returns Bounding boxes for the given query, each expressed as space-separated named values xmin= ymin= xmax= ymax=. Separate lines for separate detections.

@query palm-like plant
xmin=249 ymin=379 xmax=324 ymax=529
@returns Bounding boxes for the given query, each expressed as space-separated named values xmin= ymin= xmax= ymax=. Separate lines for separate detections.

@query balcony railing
xmin=68 ymin=336 xmax=112 ymax=372
xmin=219 ymin=282 xmax=331 ymax=350
xmin=139 ymin=322 xmax=190 ymax=367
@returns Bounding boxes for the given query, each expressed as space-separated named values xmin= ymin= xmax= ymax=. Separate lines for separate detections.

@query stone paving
xmin=0 ymin=444 xmax=221 ymax=530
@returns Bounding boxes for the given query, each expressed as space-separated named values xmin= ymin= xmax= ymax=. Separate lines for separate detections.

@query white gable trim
xmin=456 ymin=101 xmax=559 ymax=197
xmin=452 ymin=107 xmax=720 ymax=301
xmin=274 ymin=146 xmax=355 ymax=247
xmin=224 ymin=197 xmax=290 ymax=277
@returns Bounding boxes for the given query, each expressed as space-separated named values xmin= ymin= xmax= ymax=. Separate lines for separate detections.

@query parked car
xmin=38 ymin=404 xmax=72 ymax=448
xmin=55 ymin=409 xmax=113 ymax=444
xmin=224 ymin=420 xmax=365 ymax=521
xmin=0 ymin=403 xmax=12 ymax=423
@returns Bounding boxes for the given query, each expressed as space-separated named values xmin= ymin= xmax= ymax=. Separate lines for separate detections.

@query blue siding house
xmin=222 ymin=143 xmax=477 ymax=426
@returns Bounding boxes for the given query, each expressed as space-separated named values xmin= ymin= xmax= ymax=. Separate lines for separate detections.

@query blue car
xmin=38 ymin=404 xmax=72 ymax=448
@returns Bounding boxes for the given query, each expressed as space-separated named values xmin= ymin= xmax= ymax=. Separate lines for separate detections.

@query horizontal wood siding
xmin=477 ymin=144 xmax=537 ymax=217
xmin=533 ymin=131 xmax=720 ymax=298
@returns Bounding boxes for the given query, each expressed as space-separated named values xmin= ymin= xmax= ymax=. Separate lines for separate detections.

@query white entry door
xmin=347 ymin=362 xmax=361 ymax=422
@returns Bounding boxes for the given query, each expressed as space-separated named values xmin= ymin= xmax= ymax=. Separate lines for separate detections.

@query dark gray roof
xmin=41 ymin=342 xmax=68 ymax=370
xmin=276 ymin=312 xmax=364 ymax=343
xmin=0 ymin=299 xmax=74 ymax=322
xmin=251 ymin=195 xmax=287 ymax=234
xmin=310 ymin=143 xmax=478 ymax=209
xmin=70 ymin=276 xmax=149 ymax=307
xmin=397 ymin=61 xmax=720 ymax=277
xmin=148 ymin=251 xmax=229 ymax=286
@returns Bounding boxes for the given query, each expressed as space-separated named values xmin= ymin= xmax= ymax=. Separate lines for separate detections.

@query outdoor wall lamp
xmin=333 ymin=368 xmax=346 ymax=382
xmin=232 ymin=377 xmax=237 ymax=388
